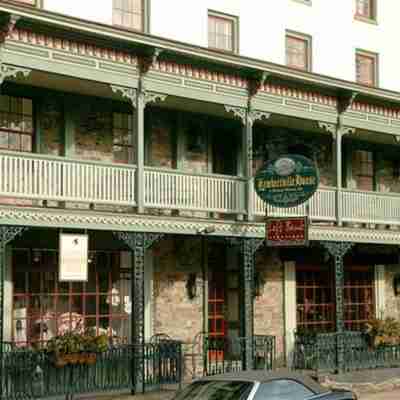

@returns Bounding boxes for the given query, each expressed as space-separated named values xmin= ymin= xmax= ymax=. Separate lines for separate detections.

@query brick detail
xmin=261 ymin=83 xmax=337 ymax=107
xmin=10 ymin=28 xmax=138 ymax=65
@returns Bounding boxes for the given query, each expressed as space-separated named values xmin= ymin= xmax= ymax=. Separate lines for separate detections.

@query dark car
xmin=173 ymin=371 xmax=357 ymax=400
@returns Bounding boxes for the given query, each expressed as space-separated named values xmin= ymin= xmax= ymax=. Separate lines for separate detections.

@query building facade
xmin=0 ymin=0 xmax=400 ymax=377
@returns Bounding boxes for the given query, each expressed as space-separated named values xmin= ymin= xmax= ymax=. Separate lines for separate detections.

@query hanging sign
xmin=266 ymin=217 xmax=309 ymax=247
xmin=254 ymin=154 xmax=319 ymax=208
xmin=59 ymin=233 xmax=89 ymax=282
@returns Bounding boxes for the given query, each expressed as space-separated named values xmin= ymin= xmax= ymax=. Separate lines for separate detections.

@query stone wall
xmin=152 ymin=237 xmax=203 ymax=342
xmin=254 ymin=248 xmax=285 ymax=365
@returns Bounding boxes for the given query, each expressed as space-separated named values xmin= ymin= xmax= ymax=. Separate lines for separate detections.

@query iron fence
xmin=293 ymin=331 xmax=400 ymax=373
xmin=203 ymin=335 xmax=276 ymax=376
xmin=1 ymin=341 xmax=182 ymax=400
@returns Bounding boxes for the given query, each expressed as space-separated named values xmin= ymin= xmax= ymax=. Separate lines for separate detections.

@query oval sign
xmin=254 ymin=154 xmax=319 ymax=208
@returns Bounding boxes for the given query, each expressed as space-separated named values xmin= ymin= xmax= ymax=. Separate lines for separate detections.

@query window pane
xmin=286 ymin=35 xmax=308 ymax=70
xmin=208 ymin=15 xmax=234 ymax=52
xmin=113 ymin=0 xmax=143 ymax=31
xmin=254 ymin=380 xmax=314 ymax=400
xmin=356 ymin=54 xmax=375 ymax=86
xmin=356 ymin=0 xmax=373 ymax=18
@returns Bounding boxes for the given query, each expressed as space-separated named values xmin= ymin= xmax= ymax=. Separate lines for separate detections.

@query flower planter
xmin=53 ymin=353 xmax=97 ymax=367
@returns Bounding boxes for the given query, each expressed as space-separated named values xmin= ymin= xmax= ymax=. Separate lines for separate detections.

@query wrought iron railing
xmin=293 ymin=331 xmax=400 ymax=373
xmin=1 ymin=341 xmax=182 ymax=400
xmin=203 ymin=335 xmax=276 ymax=376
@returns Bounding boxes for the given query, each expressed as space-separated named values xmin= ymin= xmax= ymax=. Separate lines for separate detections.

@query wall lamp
xmin=394 ymin=274 xmax=400 ymax=296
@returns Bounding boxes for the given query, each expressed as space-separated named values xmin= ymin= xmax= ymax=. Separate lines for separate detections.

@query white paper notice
xmin=59 ymin=233 xmax=88 ymax=282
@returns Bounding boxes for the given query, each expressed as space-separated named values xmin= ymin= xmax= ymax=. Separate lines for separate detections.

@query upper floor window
xmin=356 ymin=51 xmax=378 ymax=86
xmin=286 ymin=32 xmax=312 ymax=71
xmin=208 ymin=11 xmax=238 ymax=53
xmin=0 ymin=95 xmax=33 ymax=152
xmin=113 ymin=0 xmax=145 ymax=32
xmin=14 ymin=0 xmax=37 ymax=5
xmin=355 ymin=0 xmax=376 ymax=20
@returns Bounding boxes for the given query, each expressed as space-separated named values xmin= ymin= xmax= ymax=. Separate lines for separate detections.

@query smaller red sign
xmin=266 ymin=217 xmax=309 ymax=247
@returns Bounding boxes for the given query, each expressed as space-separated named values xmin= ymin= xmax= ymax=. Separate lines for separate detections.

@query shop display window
xmin=12 ymin=249 xmax=132 ymax=348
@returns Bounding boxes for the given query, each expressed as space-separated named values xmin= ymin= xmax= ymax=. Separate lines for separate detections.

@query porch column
xmin=110 ymin=86 xmax=167 ymax=213
xmin=318 ymin=122 xmax=355 ymax=226
xmin=224 ymin=106 xmax=270 ymax=221
xmin=113 ymin=232 xmax=163 ymax=394
xmin=0 ymin=226 xmax=27 ymax=392
xmin=321 ymin=241 xmax=354 ymax=372
xmin=229 ymin=237 xmax=264 ymax=370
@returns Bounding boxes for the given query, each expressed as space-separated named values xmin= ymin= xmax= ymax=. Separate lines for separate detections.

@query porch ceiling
xmin=8 ymin=70 xmax=124 ymax=102
xmin=12 ymin=228 xmax=129 ymax=251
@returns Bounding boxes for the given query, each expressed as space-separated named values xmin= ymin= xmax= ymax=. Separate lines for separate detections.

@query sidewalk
xmin=362 ymin=389 xmax=400 ymax=399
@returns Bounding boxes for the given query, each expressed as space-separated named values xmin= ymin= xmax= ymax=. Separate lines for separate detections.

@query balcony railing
xmin=0 ymin=151 xmax=136 ymax=206
xmin=0 ymin=151 xmax=400 ymax=227
xmin=145 ymin=167 xmax=245 ymax=213
xmin=253 ymin=186 xmax=337 ymax=222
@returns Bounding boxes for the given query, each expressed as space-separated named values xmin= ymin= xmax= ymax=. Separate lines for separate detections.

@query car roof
xmin=198 ymin=371 xmax=329 ymax=394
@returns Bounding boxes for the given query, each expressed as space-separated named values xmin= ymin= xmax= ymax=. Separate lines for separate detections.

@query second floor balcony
xmin=1 ymin=150 xmax=400 ymax=230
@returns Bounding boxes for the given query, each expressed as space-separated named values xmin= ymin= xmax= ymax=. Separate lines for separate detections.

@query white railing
xmin=342 ymin=189 xmax=400 ymax=226
xmin=0 ymin=151 xmax=136 ymax=206
xmin=253 ymin=186 xmax=336 ymax=222
xmin=144 ymin=167 xmax=246 ymax=213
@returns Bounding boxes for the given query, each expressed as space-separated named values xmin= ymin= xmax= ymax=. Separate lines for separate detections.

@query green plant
xmin=365 ymin=317 xmax=400 ymax=347
xmin=46 ymin=331 xmax=109 ymax=356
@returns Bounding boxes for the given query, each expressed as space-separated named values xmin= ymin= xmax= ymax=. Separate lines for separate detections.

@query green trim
xmin=2 ymin=2 xmax=398 ymax=108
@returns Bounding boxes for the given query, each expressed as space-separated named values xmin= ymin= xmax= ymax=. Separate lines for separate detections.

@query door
xmin=208 ymin=244 xmax=226 ymax=361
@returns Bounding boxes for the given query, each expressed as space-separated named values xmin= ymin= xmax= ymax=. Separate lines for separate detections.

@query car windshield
xmin=174 ymin=380 xmax=254 ymax=400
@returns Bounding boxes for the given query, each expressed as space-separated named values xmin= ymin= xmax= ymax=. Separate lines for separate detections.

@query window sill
xmin=208 ymin=46 xmax=238 ymax=56
xmin=354 ymin=15 xmax=378 ymax=25
xmin=290 ymin=0 xmax=312 ymax=6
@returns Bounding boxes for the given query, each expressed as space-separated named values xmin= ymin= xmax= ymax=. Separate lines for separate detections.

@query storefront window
xmin=296 ymin=265 xmax=375 ymax=333
xmin=0 ymin=95 xmax=34 ymax=152
xmin=12 ymin=249 xmax=132 ymax=348
xmin=296 ymin=266 xmax=335 ymax=333
xmin=344 ymin=266 xmax=375 ymax=331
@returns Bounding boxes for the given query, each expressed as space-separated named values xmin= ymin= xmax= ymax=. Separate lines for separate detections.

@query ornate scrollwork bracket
xmin=0 ymin=225 xmax=27 ymax=246
xmin=113 ymin=231 xmax=164 ymax=251
xmin=224 ymin=105 xmax=271 ymax=127
xmin=0 ymin=64 xmax=31 ymax=86
xmin=111 ymin=85 xmax=137 ymax=108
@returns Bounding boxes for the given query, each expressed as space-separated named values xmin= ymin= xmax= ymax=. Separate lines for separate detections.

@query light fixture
xmin=33 ymin=250 xmax=41 ymax=264
xmin=186 ymin=273 xmax=197 ymax=300
xmin=394 ymin=274 xmax=400 ymax=296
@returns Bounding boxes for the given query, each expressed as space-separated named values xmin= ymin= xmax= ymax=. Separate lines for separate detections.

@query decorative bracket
xmin=224 ymin=105 xmax=271 ymax=126
xmin=248 ymin=110 xmax=271 ymax=126
xmin=137 ymin=48 xmax=163 ymax=75
xmin=224 ymin=105 xmax=246 ymax=125
xmin=337 ymin=91 xmax=358 ymax=114
xmin=318 ymin=121 xmax=355 ymax=138
xmin=0 ymin=14 xmax=20 ymax=44
xmin=111 ymin=85 xmax=137 ymax=108
xmin=248 ymin=72 xmax=271 ymax=98
xmin=113 ymin=231 xmax=164 ymax=251
xmin=142 ymin=91 xmax=168 ymax=107
xmin=321 ymin=241 xmax=354 ymax=259
xmin=0 ymin=64 xmax=31 ymax=86
xmin=394 ymin=136 xmax=400 ymax=143
xmin=0 ymin=225 xmax=27 ymax=246
xmin=318 ymin=121 xmax=336 ymax=137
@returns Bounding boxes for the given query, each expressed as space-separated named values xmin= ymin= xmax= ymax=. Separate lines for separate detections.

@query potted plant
xmin=46 ymin=331 xmax=109 ymax=368
xmin=365 ymin=317 xmax=400 ymax=348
